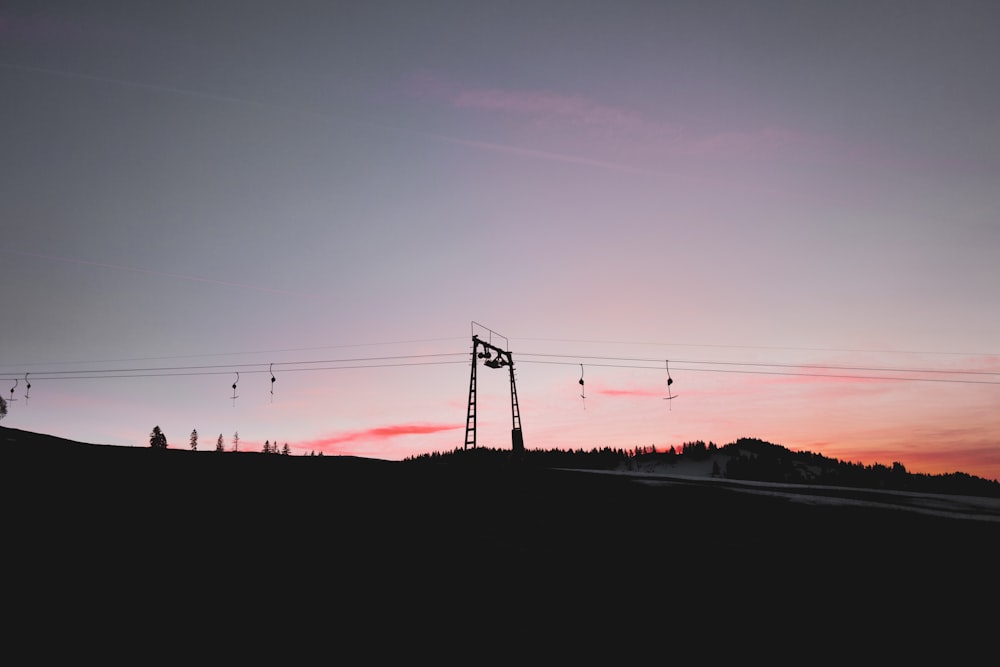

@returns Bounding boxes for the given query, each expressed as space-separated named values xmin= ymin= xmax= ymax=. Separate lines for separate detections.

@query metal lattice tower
xmin=464 ymin=329 xmax=524 ymax=454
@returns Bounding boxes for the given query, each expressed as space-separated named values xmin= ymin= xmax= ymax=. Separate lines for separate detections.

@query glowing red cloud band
xmin=298 ymin=423 xmax=461 ymax=452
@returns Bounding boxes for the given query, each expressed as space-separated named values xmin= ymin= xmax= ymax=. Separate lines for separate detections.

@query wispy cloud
xmin=404 ymin=71 xmax=889 ymax=170
xmin=432 ymin=134 xmax=667 ymax=176
xmin=754 ymin=373 xmax=894 ymax=386
xmin=428 ymin=73 xmax=804 ymax=158
xmin=452 ymin=88 xmax=663 ymax=136
xmin=451 ymin=86 xmax=797 ymax=157
xmin=597 ymin=386 xmax=664 ymax=397
xmin=748 ymin=358 xmax=1000 ymax=390
xmin=297 ymin=423 xmax=461 ymax=453
xmin=962 ymin=355 xmax=1000 ymax=373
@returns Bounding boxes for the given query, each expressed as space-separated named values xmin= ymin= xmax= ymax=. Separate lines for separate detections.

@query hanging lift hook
xmin=269 ymin=363 xmax=276 ymax=402
xmin=24 ymin=373 xmax=31 ymax=403
xmin=8 ymin=378 xmax=18 ymax=406
xmin=664 ymin=360 xmax=677 ymax=410
xmin=579 ymin=364 xmax=586 ymax=409
xmin=231 ymin=372 xmax=239 ymax=407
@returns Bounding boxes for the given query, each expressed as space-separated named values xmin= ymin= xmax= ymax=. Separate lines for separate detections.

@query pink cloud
xmin=597 ymin=387 xmax=665 ymax=397
xmin=406 ymin=70 xmax=920 ymax=170
xmin=296 ymin=423 xmax=461 ymax=454
xmin=450 ymin=85 xmax=689 ymax=154
xmin=747 ymin=356 xmax=1000 ymax=390
xmin=961 ymin=355 xmax=1000 ymax=374
xmin=453 ymin=88 xmax=658 ymax=134
xmin=754 ymin=373 xmax=893 ymax=386
xmin=445 ymin=80 xmax=810 ymax=159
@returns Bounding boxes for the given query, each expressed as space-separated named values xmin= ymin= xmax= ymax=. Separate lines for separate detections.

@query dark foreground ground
xmin=3 ymin=427 xmax=998 ymax=651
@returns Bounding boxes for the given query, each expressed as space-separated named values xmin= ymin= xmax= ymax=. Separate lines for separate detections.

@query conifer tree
xmin=232 ymin=431 xmax=239 ymax=452
xmin=216 ymin=433 xmax=224 ymax=452
xmin=190 ymin=429 xmax=198 ymax=451
xmin=149 ymin=425 xmax=167 ymax=449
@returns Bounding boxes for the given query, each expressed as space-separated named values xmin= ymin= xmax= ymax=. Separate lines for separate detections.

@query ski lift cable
xmin=1 ymin=347 xmax=998 ymax=385
xmin=516 ymin=352 xmax=1000 ymax=377
xmin=0 ymin=352 xmax=469 ymax=378
xmin=510 ymin=335 xmax=999 ymax=358
xmin=0 ymin=359 xmax=470 ymax=381
xmin=0 ymin=336 xmax=469 ymax=369
xmin=514 ymin=359 xmax=1000 ymax=385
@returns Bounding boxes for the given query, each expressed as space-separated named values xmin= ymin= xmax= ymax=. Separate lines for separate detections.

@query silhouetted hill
xmin=4 ymin=424 xmax=998 ymax=634
xmin=719 ymin=437 xmax=1000 ymax=497
xmin=409 ymin=436 xmax=1000 ymax=498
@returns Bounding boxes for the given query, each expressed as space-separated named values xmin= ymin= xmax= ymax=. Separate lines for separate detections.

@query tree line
xmin=406 ymin=437 xmax=1000 ymax=498
xmin=149 ymin=426 xmax=290 ymax=455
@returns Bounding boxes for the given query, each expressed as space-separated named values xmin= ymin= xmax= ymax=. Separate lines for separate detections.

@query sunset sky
xmin=2 ymin=2 xmax=998 ymax=480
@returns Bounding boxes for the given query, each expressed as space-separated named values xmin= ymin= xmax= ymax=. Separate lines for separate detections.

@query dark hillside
xmin=3 ymin=425 xmax=997 ymax=627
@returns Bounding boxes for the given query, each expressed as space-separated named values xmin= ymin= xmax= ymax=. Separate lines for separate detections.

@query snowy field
xmin=588 ymin=455 xmax=1000 ymax=522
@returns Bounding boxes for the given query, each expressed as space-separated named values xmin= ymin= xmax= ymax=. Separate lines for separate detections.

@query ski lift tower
xmin=464 ymin=324 xmax=523 ymax=454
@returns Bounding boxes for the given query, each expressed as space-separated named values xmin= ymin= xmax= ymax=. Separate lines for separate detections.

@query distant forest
xmin=408 ymin=437 xmax=1000 ymax=499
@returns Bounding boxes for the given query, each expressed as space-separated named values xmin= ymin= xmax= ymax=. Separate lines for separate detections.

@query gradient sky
xmin=2 ymin=2 xmax=998 ymax=480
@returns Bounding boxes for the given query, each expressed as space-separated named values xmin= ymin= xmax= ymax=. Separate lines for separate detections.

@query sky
xmin=1 ymin=1 xmax=998 ymax=480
